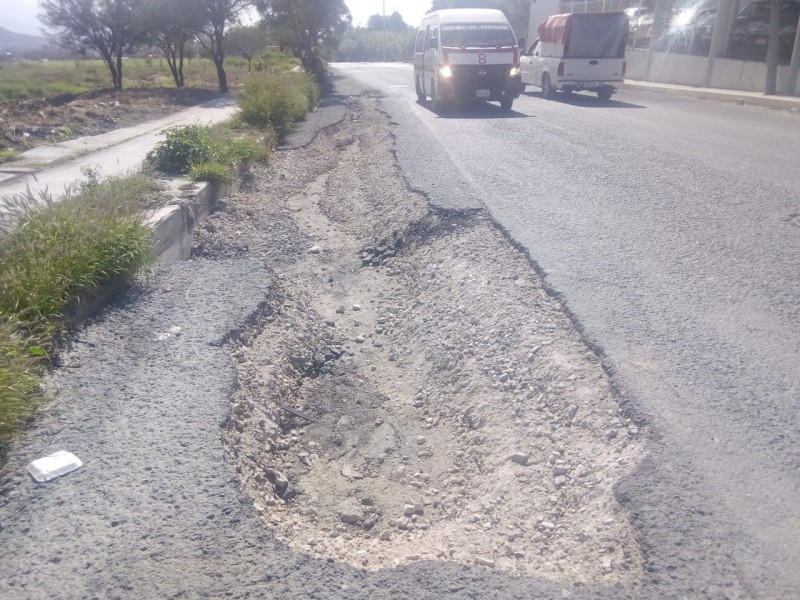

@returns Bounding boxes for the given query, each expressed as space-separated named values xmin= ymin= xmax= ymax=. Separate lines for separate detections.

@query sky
xmin=345 ymin=0 xmax=431 ymax=28
xmin=1 ymin=1 xmax=432 ymax=36
xmin=0 ymin=0 xmax=42 ymax=35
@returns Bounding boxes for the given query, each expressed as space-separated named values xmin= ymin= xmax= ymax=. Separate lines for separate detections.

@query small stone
xmin=352 ymin=304 xmax=362 ymax=311
xmin=397 ymin=516 xmax=410 ymax=530
xmin=336 ymin=306 xmax=345 ymax=314
xmin=362 ymin=514 xmax=379 ymax=531
xmin=379 ymin=529 xmax=392 ymax=541
xmin=354 ymin=335 xmax=366 ymax=344
xmin=416 ymin=436 xmax=427 ymax=445
xmin=602 ymin=558 xmax=613 ymax=573
xmin=406 ymin=554 xmax=421 ymax=561
xmin=340 ymin=512 xmax=361 ymax=525
xmin=474 ymin=556 xmax=496 ymax=568
xmin=510 ymin=452 xmax=530 ymax=466
xmin=554 ymin=476 xmax=567 ymax=488
xmin=403 ymin=504 xmax=416 ymax=517
xmin=308 ymin=246 xmax=321 ymax=254
xmin=552 ymin=466 xmax=568 ymax=476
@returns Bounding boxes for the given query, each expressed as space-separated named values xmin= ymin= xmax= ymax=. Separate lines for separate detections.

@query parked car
xmin=667 ymin=0 xmax=720 ymax=54
xmin=626 ymin=7 xmax=655 ymax=48
xmin=728 ymin=0 xmax=799 ymax=62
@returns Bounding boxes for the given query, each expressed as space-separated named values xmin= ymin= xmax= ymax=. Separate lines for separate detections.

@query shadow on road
xmin=522 ymin=90 xmax=646 ymax=109
xmin=420 ymin=100 xmax=529 ymax=119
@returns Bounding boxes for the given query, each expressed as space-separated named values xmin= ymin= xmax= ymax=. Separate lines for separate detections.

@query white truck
xmin=519 ymin=12 xmax=628 ymax=101
xmin=413 ymin=9 xmax=522 ymax=111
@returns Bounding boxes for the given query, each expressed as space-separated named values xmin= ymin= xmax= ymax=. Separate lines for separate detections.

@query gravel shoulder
xmin=1 ymin=94 xmax=646 ymax=599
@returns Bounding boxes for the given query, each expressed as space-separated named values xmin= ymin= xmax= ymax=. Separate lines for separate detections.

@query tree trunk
xmin=178 ymin=49 xmax=185 ymax=88
xmin=764 ymin=0 xmax=780 ymax=94
xmin=166 ymin=47 xmax=182 ymax=88
xmin=214 ymin=54 xmax=228 ymax=93
xmin=214 ymin=29 xmax=228 ymax=93
xmin=115 ymin=54 xmax=124 ymax=90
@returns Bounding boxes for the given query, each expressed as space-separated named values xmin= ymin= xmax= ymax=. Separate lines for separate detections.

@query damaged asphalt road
xmin=2 ymin=66 xmax=798 ymax=599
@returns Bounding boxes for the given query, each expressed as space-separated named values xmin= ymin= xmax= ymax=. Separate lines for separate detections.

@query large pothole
xmin=197 ymin=96 xmax=644 ymax=584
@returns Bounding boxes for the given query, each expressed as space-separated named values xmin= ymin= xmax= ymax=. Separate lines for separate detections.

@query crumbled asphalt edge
xmin=279 ymin=97 xmax=349 ymax=151
xmin=466 ymin=153 xmax=752 ymax=598
xmin=370 ymin=92 xmax=752 ymax=596
xmin=214 ymin=97 xmax=645 ymax=595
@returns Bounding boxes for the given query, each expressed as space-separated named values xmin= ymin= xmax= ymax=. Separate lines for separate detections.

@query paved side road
xmin=0 ymin=96 xmax=238 ymax=201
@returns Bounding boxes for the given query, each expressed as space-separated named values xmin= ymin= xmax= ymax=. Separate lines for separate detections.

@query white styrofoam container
xmin=27 ymin=451 xmax=83 ymax=482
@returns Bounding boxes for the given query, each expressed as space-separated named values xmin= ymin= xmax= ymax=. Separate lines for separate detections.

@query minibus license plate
xmin=476 ymin=89 xmax=490 ymax=98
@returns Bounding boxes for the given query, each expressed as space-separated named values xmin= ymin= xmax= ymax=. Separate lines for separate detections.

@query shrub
xmin=295 ymin=71 xmax=321 ymax=109
xmin=146 ymin=125 xmax=215 ymax=175
xmin=238 ymin=73 xmax=311 ymax=135
xmin=223 ymin=135 xmax=267 ymax=163
xmin=148 ymin=123 xmax=271 ymax=176
xmin=189 ymin=161 xmax=233 ymax=185
xmin=0 ymin=149 xmax=20 ymax=164
xmin=0 ymin=177 xmax=155 ymax=329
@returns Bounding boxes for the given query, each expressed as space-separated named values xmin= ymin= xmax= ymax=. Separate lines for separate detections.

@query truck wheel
xmin=415 ymin=77 xmax=426 ymax=103
xmin=597 ymin=87 xmax=613 ymax=101
xmin=542 ymin=74 xmax=555 ymax=100
xmin=500 ymin=97 xmax=513 ymax=111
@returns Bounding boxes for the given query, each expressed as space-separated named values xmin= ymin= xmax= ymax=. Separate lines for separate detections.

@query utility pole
xmin=383 ymin=0 xmax=387 ymax=62
xmin=764 ymin=0 xmax=780 ymax=94
xmin=646 ymin=0 xmax=674 ymax=80
xmin=783 ymin=20 xmax=800 ymax=95
xmin=704 ymin=0 xmax=737 ymax=86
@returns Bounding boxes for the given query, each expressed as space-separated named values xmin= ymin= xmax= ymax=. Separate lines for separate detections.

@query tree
xmin=256 ymin=0 xmax=351 ymax=76
xmin=367 ymin=11 xmax=410 ymax=32
xmin=226 ymin=24 xmax=270 ymax=70
xmin=196 ymin=0 xmax=255 ymax=93
xmin=140 ymin=0 xmax=205 ymax=88
xmin=39 ymin=0 xmax=147 ymax=90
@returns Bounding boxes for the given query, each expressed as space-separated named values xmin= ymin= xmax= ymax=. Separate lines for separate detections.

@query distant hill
xmin=0 ymin=27 xmax=46 ymax=53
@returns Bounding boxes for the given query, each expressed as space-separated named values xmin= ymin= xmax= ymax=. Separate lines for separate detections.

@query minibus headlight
xmin=440 ymin=65 xmax=453 ymax=78
xmin=510 ymin=66 xmax=521 ymax=77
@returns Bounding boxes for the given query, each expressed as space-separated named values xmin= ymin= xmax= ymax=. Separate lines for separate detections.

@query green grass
xmin=0 ymin=317 xmax=48 ymax=456
xmin=189 ymin=161 xmax=234 ymax=185
xmin=0 ymin=149 xmax=20 ymax=163
xmin=238 ymin=71 xmax=320 ymax=135
xmin=0 ymin=173 xmax=157 ymax=459
xmin=0 ymin=174 xmax=157 ymax=330
xmin=0 ymin=52 xmax=303 ymax=103
xmin=147 ymin=122 xmax=270 ymax=177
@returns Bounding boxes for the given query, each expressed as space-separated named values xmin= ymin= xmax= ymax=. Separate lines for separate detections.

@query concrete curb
xmin=623 ymin=81 xmax=800 ymax=110
xmin=146 ymin=163 xmax=248 ymax=263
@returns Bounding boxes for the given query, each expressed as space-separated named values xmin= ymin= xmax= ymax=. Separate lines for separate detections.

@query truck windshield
xmin=441 ymin=24 xmax=516 ymax=48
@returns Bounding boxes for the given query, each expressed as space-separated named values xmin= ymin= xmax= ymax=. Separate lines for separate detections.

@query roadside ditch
xmin=195 ymin=95 xmax=645 ymax=584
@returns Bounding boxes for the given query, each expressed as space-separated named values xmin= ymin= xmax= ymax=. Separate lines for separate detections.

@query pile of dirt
xmin=0 ymin=87 xmax=222 ymax=154
xmin=194 ymin=96 xmax=644 ymax=584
